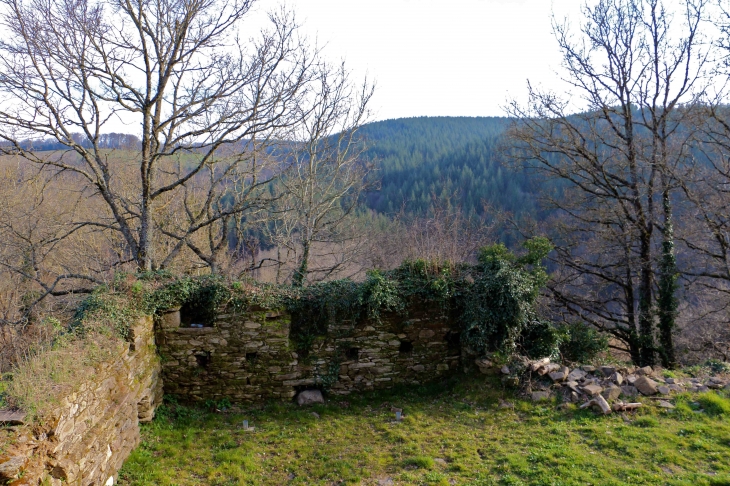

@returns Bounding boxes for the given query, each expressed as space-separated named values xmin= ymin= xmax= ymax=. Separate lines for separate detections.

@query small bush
xmin=704 ymin=359 xmax=730 ymax=375
xmin=519 ymin=320 xmax=563 ymax=360
xmin=557 ymin=322 xmax=608 ymax=363
xmin=697 ymin=393 xmax=730 ymax=416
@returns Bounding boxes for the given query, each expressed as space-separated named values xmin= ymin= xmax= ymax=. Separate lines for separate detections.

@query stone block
xmin=582 ymin=384 xmax=603 ymax=396
xmin=634 ymin=376 xmax=658 ymax=395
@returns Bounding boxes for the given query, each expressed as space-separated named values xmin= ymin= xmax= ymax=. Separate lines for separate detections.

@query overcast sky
xmin=249 ymin=0 xmax=584 ymax=121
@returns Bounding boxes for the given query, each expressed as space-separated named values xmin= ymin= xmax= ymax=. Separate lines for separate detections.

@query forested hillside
xmin=360 ymin=117 xmax=546 ymax=218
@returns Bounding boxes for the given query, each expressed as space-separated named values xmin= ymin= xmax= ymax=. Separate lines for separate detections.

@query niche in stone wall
xmin=179 ymin=300 xmax=215 ymax=328
xmin=399 ymin=341 xmax=413 ymax=353
xmin=444 ymin=331 xmax=461 ymax=351
xmin=345 ymin=347 xmax=359 ymax=361
xmin=194 ymin=351 xmax=211 ymax=368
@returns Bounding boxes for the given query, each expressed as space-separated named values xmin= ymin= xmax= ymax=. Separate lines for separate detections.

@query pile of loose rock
xmin=483 ymin=357 xmax=730 ymax=415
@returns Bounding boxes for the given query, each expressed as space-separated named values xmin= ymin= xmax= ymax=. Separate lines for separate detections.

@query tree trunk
xmin=638 ymin=229 xmax=655 ymax=366
xmin=657 ymin=189 xmax=678 ymax=368
xmin=293 ymin=240 xmax=310 ymax=287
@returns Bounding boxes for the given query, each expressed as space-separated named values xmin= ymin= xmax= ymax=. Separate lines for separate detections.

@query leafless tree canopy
xmin=505 ymin=0 xmax=709 ymax=366
xmin=0 ymin=0 xmax=314 ymax=273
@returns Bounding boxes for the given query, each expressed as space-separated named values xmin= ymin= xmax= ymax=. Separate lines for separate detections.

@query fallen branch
xmin=579 ymin=394 xmax=612 ymax=414
xmin=612 ymin=402 xmax=642 ymax=412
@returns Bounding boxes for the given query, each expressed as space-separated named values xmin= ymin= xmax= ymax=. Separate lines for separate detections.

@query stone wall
xmin=0 ymin=316 xmax=162 ymax=485
xmin=157 ymin=303 xmax=461 ymax=403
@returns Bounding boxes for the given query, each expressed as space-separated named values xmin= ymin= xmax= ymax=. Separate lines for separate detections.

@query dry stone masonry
xmin=6 ymin=292 xmax=728 ymax=485
xmin=156 ymin=303 xmax=461 ymax=403
xmin=0 ymin=317 xmax=162 ymax=485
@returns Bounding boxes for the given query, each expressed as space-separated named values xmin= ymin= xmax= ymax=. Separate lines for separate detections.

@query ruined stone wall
xmin=157 ymin=303 xmax=460 ymax=403
xmin=0 ymin=316 xmax=162 ymax=485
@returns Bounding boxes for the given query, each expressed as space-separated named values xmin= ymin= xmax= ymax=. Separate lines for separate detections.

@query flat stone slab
xmin=0 ymin=411 xmax=26 ymax=425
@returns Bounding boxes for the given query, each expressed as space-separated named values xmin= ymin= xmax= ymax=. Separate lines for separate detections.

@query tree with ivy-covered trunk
xmin=506 ymin=0 xmax=708 ymax=366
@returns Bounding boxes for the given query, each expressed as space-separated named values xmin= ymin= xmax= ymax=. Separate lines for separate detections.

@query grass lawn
xmin=118 ymin=375 xmax=730 ymax=486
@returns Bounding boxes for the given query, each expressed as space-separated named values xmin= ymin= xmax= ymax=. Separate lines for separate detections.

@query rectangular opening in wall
xmin=345 ymin=347 xmax=359 ymax=361
xmin=180 ymin=300 xmax=215 ymax=328
xmin=399 ymin=341 xmax=413 ymax=353
xmin=246 ymin=352 xmax=258 ymax=363
xmin=195 ymin=352 xmax=211 ymax=368
xmin=444 ymin=331 xmax=460 ymax=350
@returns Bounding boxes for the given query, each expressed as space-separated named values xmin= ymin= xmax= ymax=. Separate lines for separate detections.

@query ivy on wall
xmin=72 ymin=237 xmax=594 ymax=362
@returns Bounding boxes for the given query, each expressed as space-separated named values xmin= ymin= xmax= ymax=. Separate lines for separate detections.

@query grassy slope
xmin=119 ymin=375 xmax=730 ymax=486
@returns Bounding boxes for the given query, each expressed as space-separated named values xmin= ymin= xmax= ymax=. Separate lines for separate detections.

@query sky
xmin=248 ymin=0 xmax=585 ymax=121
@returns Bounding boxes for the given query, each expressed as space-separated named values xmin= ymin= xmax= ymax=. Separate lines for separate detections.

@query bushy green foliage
xmin=518 ymin=320 xmax=564 ymax=360
xmin=71 ymin=238 xmax=558 ymax=362
xmin=460 ymin=238 xmax=553 ymax=357
xmin=557 ymin=322 xmax=609 ymax=363
xmin=697 ymin=393 xmax=730 ymax=416
xmin=287 ymin=262 xmax=460 ymax=355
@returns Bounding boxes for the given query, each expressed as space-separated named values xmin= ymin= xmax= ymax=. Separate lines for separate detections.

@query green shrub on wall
xmin=460 ymin=237 xmax=555 ymax=358
xmin=70 ymin=237 xmax=559 ymax=363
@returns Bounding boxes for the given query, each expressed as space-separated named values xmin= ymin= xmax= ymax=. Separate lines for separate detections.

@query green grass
xmin=119 ymin=377 xmax=730 ymax=486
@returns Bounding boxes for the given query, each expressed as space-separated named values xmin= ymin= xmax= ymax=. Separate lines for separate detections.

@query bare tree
xmin=0 ymin=0 xmax=315 ymax=272
xmin=506 ymin=0 xmax=709 ymax=366
xmin=266 ymin=63 xmax=375 ymax=286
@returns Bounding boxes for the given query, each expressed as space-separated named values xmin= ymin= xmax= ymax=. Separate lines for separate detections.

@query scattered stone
xmin=696 ymin=385 xmax=709 ymax=393
xmin=657 ymin=386 xmax=670 ymax=395
xmin=549 ymin=367 xmax=569 ymax=382
xmin=296 ymin=389 xmax=324 ymax=406
xmin=498 ymin=399 xmax=514 ymax=410
xmin=500 ymin=365 xmax=511 ymax=375
xmin=568 ymin=368 xmax=587 ymax=382
xmin=602 ymin=385 xmax=622 ymax=402
xmin=582 ymin=384 xmax=603 ymax=396
xmin=657 ymin=400 xmax=675 ymax=409
xmin=0 ymin=456 xmax=26 ymax=481
xmin=530 ymin=358 xmax=550 ymax=371
xmin=475 ymin=359 xmax=493 ymax=374
xmin=600 ymin=366 xmax=616 ymax=377
xmin=311 ymin=412 xmax=320 ymax=419
xmin=0 ymin=411 xmax=26 ymax=426
xmin=621 ymin=385 xmax=639 ymax=398
xmin=531 ymin=391 xmax=551 ymax=402
xmin=580 ymin=394 xmax=612 ymax=414
xmin=636 ymin=366 xmax=653 ymax=376
xmin=582 ymin=365 xmax=596 ymax=373
xmin=538 ymin=363 xmax=560 ymax=376
xmin=666 ymin=378 xmax=676 ymax=384
xmin=634 ymin=376 xmax=658 ymax=396
xmin=627 ymin=375 xmax=637 ymax=385
xmin=668 ymin=384 xmax=684 ymax=393
xmin=610 ymin=372 xmax=624 ymax=386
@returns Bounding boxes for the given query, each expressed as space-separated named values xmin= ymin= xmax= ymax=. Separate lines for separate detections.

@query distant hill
xmin=359 ymin=116 xmax=545 ymax=219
